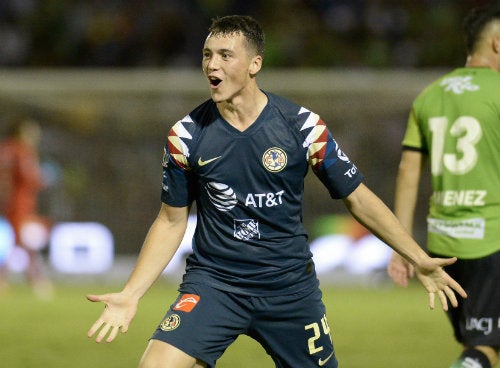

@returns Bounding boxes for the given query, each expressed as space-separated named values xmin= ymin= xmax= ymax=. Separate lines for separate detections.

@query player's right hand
xmin=86 ymin=292 xmax=139 ymax=343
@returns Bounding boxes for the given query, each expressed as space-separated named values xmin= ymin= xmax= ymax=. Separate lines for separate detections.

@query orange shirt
xmin=0 ymin=138 xmax=43 ymax=234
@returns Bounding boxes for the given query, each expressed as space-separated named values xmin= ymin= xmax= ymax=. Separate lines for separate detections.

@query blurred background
xmin=0 ymin=0 xmax=487 ymax=68
xmin=0 ymin=0 xmax=494 ymax=283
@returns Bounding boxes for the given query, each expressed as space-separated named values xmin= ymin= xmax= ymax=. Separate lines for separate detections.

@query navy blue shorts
xmin=151 ymin=282 xmax=338 ymax=368
xmin=431 ymin=250 xmax=500 ymax=347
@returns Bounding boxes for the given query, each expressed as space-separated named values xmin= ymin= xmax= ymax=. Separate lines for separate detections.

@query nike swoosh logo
xmin=198 ymin=156 xmax=221 ymax=166
xmin=318 ymin=351 xmax=334 ymax=366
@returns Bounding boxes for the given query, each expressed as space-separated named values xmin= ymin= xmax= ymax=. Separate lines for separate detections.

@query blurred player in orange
xmin=0 ymin=116 xmax=53 ymax=298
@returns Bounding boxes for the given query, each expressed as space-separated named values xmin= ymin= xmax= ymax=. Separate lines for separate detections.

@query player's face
xmin=202 ymin=32 xmax=261 ymax=103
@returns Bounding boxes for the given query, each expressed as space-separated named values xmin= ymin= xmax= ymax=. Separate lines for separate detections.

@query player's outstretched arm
xmin=342 ymin=183 xmax=467 ymax=311
xmin=87 ymin=203 xmax=190 ymax=343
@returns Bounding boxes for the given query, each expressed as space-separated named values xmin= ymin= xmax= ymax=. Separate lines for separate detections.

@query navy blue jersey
xmin=162 ymin=92 xmax=363 ymax=295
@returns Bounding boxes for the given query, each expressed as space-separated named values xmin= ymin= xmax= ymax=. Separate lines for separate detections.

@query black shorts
xmin=151 ymin=282 xmax=338 ymax=368
xmin=431 ymin=250 xmax=500 ymax=347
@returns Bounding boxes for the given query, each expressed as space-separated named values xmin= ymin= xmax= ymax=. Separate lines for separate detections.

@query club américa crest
xmin=160 ymin=314 xmax=181 ymax=331
xmin=262 ymin=147 xmax=287 ymax=172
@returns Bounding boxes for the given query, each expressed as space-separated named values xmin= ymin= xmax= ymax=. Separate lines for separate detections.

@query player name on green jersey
xmin=432 ymin=190 xmax=487 ymax=207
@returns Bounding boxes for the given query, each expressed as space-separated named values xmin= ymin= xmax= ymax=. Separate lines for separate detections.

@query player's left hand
xmin=414 ymin=256 xmax=467 ymax=311
xmin=86 ymin=291 xmax=139 ymax=343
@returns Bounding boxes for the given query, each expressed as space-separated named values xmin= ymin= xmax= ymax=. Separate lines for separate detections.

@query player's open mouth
xmin=209 ymin=77 xmax=222 ymax=87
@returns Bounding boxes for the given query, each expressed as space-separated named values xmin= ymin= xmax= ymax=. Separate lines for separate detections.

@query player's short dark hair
xmin=464 ymin=5 xmax=500 ymax=54
xmin=208 ymin=15 xmax=265 ymax=57
xmin=6 ymin=116 xmax=37 ymax=138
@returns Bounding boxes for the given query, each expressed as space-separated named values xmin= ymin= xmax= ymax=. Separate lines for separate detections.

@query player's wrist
xmin=121 ymin=285 xmax=146 ymax=301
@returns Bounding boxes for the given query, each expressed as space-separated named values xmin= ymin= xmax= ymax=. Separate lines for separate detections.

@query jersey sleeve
xmin=402 ymin=106 xmax=427 ymax=152
xmin=302 ymin=112 xmax=363 ymax=199
xmin=161 ymin=121 xmax=196 ymax=207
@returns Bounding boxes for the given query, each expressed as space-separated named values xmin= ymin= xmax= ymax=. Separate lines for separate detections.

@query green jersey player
xmin=388 ymin=5 xmax=500 ymax=368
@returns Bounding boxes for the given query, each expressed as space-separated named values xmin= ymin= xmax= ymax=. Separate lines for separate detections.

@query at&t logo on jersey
xmin=334 ymin=139 xmax=350 ymax=163
xmin=262 ymin=147 xmax=287 ymax=172
xmin=245 ymin=190 xmax=284 ymax=208
xmin=206 ymin=182 xmax=238 ymax=211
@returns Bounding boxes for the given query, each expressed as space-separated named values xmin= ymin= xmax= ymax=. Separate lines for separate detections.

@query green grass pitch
xmin=0 ymin=279 xmax=460 ymax=367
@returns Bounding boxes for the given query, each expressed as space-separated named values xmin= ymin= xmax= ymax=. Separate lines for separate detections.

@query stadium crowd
xmin=0 ymin=0 xmax=495 ymax=68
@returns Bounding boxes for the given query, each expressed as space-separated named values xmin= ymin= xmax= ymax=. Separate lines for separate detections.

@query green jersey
xmin=403 ymin=67 xmax=500 ymax=259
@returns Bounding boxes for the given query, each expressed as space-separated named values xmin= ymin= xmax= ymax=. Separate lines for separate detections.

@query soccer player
xmin=87 ymin=15 xmax=466 ymax=368
xmin=387 ymin=5 xmax=500 ymax=368
xmin=0 ymin=117 xmax=53 ymax=298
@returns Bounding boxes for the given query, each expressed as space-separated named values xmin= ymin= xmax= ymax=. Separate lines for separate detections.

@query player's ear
xmin=249 ymin=55 xmax=262 ymax=77
xmin=493 ymin=35 xmax=500 ymax=54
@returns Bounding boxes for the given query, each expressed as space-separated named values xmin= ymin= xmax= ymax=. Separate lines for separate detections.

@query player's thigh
xmin=251 ymin=288 xmax=337 ymax=368
xmin=150 ymin=283 xmax=251 ymax=367
xmin=139 ymin=339 xmax=206 ymax=368
xmin=438 ymin=250 xmax=500 ymax=346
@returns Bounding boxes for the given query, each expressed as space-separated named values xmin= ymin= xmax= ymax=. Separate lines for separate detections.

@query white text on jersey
xmin=245 ymin=190 xmax=285 ymax=208
xmin=433 ymin=190 xmax=486 ymax=207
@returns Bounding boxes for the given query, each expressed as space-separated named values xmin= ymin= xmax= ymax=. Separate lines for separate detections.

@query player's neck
xmin=217 ymin=89 xmax=268 ymax=132
xmin=466 ymin=26 xmax=500 ymax=71
xmin=465 ymin=52 xmax=500 ymax=72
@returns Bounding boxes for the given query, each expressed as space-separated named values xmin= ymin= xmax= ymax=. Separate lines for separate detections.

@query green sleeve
xmin=402 ymin=106 xmax=427 ymax=152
